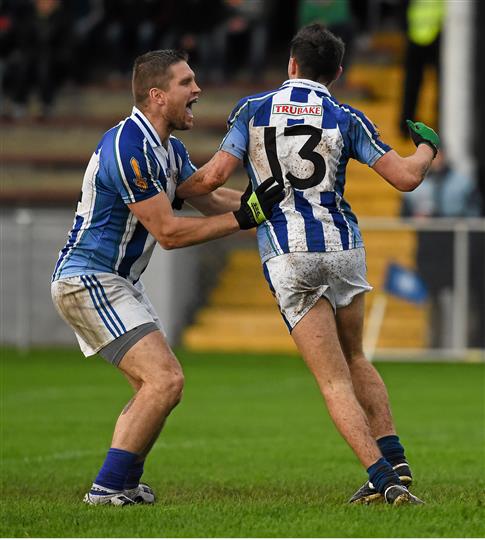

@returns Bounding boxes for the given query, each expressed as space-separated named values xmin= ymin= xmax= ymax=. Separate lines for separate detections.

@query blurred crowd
xmin=0 ymin=0 xmax=387 ymax=119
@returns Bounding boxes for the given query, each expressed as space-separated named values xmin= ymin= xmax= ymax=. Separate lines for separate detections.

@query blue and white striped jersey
xmin=220 ymin=79 xmax=391 ymax=263
xmin=52 ymin=107 xmax=196 ymax=283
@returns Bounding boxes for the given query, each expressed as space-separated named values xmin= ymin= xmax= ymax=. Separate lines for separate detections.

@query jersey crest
xmin=130 ymin=157 xmax=148 ymax=191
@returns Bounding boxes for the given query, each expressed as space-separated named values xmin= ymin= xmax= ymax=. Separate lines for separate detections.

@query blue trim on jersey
xmin=322 ymin=99 xmax=338 ymax=129
xmin=262 ymin=262 xmax=292 ymax=332
xmin=80 ymin=275 xmax=119 ymax=338
xmin=294 ymin=191 xmax=326 ymax=251
xmin=133 ymin=111 xmax=160 ymax=148
xmin=267 ymin=205 xmax=289 ymax=253
xmin=253 ymin=98 xmax=273 ymax=127
xmin=53 ymin=107 xmax=196 ymax=284
xmin=290 ymin=87 xmax=311 ymax=103
xmin=334 ymin=159 xmax=348 ymax=198
xmin=117 ymin=221 xmax=149 ymax=279
xmin=340 ymin=198 xmax=362 ymax=247
xmin=321 ymin=192 xmax=350 ymax=250
xmin=287 ymin=118 xmax=305 ymax=126
xmin=91 ymin=275 xmax=127 ymax=332
xmin=227 ymin=89 xmax=279 ymax=126
xmin=52 ymin=214 xmax=84 ymax=280
xmin=169 ymin=137 xmax=197 ymax=182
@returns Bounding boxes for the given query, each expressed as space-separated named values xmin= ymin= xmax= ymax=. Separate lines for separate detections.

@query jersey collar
xmin=280 ymin=79 xmax=331 ymax=96
xmin=130 ymin=106 xmax=162 ymax=148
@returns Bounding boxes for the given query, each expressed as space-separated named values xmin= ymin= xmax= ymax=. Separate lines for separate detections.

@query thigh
xmin=336 ymin=292 xmax=366 ymax=360
xmin=324 ymin=248 xmax=372 ymax=309
xmin=263 ymin=250 xmax=371 ymax=332
xmin=291 ymin=297 xmax=350 ymax=383
xmin=118 ymin=330 xmax=183 ymax=382
xmin=263 ymin=253 xmax=330 ymax=331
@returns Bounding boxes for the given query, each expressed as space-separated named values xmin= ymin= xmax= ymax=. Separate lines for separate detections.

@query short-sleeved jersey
xmin=220 ymin=78 xmax=391 ymax=263
xmin=52 ymin=106 xmax=196 ymax=284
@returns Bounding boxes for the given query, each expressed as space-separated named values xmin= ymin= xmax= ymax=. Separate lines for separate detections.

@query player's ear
xmin=326 ymin=66 xmax=343 ymax=89
xmin=288 ymin=56 xmax=298 ymax=78
xmin=334 ymin=66 xmax=343 ymax=83
xmin=149 ymin=87 xmax=166 ymax=106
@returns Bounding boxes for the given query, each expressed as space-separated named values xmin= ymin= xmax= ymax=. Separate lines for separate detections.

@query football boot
xmin=348 ymin=463 xmax=413 ymax=504
xmin=124 ymin=483 xmax=156 ymax=504
xmin=384 ymin=484 xmax=425 ymax=505
xmin=83 ymin=484 xmax=134 ymax=506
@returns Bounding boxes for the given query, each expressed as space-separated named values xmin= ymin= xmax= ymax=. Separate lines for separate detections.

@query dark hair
xmin=290 ymin=24 xmax=345 ymax=83
xmin=132 ymin=49 xmax=189 ymax=106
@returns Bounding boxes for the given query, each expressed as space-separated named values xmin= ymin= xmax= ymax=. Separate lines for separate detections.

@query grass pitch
xmin=1 ymin=348 xmax=484 ymax=538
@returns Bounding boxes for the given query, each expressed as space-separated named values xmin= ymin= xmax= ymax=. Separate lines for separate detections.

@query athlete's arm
xmin=372 ymin=145 xmax=435 ymax=192
xmin=186 ymin=187 xmax=242 ymax=216
xmin=129 ymin=191 xmax=239 ymax=249
xmin=372 ymin=119 xmax=439 ymax=192
xmin=129 ymin=178 xmax=283 ymax=249
xmin=176 ymin=151 xmax=241 ymax=199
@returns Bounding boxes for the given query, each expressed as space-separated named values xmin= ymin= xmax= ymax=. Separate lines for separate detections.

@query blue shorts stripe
xmin=91 ymin=275 xmax=127 ymax=333
xmin=85 ymin=275 xmax=123 ymax=336
xmin=262 ymin=262 xmax=275 ymax=293
xmin=262 ymin=262 xmax=292 ymax=332
xmin=80 ymin=275 xmax=118 ymax=339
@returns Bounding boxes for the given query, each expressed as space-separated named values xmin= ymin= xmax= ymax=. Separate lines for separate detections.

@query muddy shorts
xmin=262 ymin=248 xmax=372 ymax=331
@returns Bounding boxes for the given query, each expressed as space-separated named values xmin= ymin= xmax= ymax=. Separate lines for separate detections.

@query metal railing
xmin=2 ymin=209 xmax=484 ymax=360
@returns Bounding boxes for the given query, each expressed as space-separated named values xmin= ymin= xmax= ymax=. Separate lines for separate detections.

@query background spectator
xmin=399 ymin=0 xmax=444 ymax=136
xmin=3 ymin=0 xmax=73 ymax=118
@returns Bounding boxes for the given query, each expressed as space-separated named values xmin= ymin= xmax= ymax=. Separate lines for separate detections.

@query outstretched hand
xmin=233 ymin=178 xmax=284 ymax=230
xmin=406 ymin=120 xmax=440 ymax=158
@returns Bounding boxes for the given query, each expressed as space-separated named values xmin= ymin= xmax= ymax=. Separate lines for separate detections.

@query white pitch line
xmin=1 ymin=440 xmax=208 ymax=465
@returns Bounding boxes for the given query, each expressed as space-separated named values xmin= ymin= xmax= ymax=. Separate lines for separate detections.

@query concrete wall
xmin=0 ymin=208 xmax=201 ymax=349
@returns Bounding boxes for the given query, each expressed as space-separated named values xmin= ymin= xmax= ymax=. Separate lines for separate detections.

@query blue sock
xmin=94 ymin=448 xmax=138 ymax=492
xmin=124 ymin=460 xmax=145 ymax=489
xmin=367 ymin=457 xmax=401 ymax=494
xmin=377 ymin=435 xmax=407 ymax=467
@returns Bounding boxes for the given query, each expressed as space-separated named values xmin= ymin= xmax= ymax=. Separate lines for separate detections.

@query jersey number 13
xmin=263 ymin=125 xmax=326 ymax=190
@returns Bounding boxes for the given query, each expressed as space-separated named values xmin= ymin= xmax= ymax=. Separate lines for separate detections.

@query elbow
xmin=159 ymin=238 xmax=177 ymax=250
xmin=399 ymin=181 xmax=419 ymax=192
xmin=395 ymin=173 xmax=423 ymax=192
xmin=158 ymin=233 xmax=185 ymax=250
xmin=156 ymin=224 xmax=182 ymax=250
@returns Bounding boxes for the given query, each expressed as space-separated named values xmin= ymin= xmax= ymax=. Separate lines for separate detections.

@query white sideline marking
xmin=2 ymin=440 xmax=207 ymax=465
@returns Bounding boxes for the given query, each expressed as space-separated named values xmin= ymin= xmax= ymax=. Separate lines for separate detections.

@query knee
xmin=149 ymin=370 xmax=185 ymax=409
xmin=168 ymin=371 xmax=185 ymax=407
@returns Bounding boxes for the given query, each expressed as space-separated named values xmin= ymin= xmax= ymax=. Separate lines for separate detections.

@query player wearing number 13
xmin=177 ymin=24 xmax=440 ymax=505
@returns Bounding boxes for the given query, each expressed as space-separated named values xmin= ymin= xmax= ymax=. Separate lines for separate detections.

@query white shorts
xmin=263 ymin=248 xmax=372 ymax=331
xmin=51 ymin=273 xmax=164 ymax=357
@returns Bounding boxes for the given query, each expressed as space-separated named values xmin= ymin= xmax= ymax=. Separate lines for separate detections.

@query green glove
xmin=406 ymin=120 xmax=440 ymax=157
xmin=233 ymin=178 xmax=284 ymax=230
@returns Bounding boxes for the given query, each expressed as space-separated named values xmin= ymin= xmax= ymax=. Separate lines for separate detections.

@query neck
xmin=290 ymin=72 xmax=329 ymax=85
xmin=140 ymin=107 xmax=170 ymax=146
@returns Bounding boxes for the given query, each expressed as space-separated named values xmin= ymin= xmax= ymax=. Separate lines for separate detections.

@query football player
xmin=51 ymin=50 xmax=283 ymax=506
xmin=176 ymin=24 xmax=440 ymax=505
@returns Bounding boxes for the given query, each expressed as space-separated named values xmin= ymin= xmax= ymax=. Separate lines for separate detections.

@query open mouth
xmin=186 ymin=98 xmax=198 ymax=119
